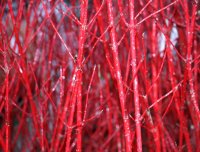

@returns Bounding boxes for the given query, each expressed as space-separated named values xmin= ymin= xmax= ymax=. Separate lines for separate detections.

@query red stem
xmin=106 ymin=0 xmax=132 ymax=151
xmin=129 ymin=0 xmax=142 ymax=151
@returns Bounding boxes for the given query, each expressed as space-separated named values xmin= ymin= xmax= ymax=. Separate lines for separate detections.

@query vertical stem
xmin=40 ymin=109 xmax=45 ymax=152
xmin=106 ymin=0 xmax=132 ymax=151
xmin=94 ymin=0 xmax=115 ymax=79
xmin=5 ymin=63 xmax=10 ymax=152
xmin=65 ymin=75 xmax=79 ymax=152
xmin=141 ymin=52 xmax=160 ymax=151
xmin=148 ymin=0 xmax=163 ymax=150
xmin=185 ymin=2 xmax=200 ymax=122
xmin=184 ymin=2 xmax=200 ymax=150
xmin=65 ymin=0 xmax=88 ymax=151
xmin=76 ymin=73 xmax=82 ymax=152
xmin=129 ymin=0 xmax=142 ymax=151
xmin=166 ymin=43 xmax=192 ymax=152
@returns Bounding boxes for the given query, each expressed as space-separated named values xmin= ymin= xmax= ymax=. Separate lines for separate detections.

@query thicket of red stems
xmin=0 ymin=0 xmax=199 ymax=151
